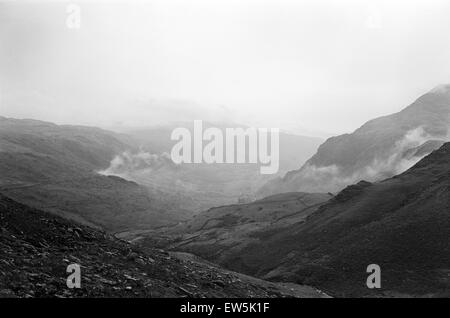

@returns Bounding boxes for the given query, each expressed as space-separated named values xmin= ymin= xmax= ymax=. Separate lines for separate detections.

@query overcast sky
xmin=1 ymin=0 xmax=450 ymax=136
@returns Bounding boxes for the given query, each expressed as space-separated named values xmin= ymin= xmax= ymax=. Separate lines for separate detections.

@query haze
xmin=1 ymin=0 xmax=450 ymax=137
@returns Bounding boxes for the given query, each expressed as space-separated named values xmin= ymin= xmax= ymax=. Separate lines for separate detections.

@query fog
xmin=1 ymin=0 xmax=450 ymax=136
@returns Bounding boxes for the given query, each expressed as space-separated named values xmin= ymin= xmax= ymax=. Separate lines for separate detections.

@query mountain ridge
xmin=259 ymin=86 xmax=450 ymax=196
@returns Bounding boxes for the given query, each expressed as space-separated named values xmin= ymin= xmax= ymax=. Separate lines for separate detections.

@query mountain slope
xmin=0 ymin=116 xmax=135 ymax=174
xmin=0 ymin=193 xmax=325 ymax=298
xmin=179 ymin=142 xmax=450 ymax=297
xmin=0 ymin=117 xmax=191 ymax=231
xmin=259 ymin=85 xmax=450 ymax=196
xmin=130 ymin=192 xmax=331 ymax=274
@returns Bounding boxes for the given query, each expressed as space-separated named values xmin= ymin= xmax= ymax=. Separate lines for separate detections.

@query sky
xmin=1 ymin=0 xmax=450 ymax=137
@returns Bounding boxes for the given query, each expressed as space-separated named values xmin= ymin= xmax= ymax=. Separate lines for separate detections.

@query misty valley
xmin=1 ymin=85 xmax=449 ymax=298
xmin=2 ymin=0 xmax=450 ymax=302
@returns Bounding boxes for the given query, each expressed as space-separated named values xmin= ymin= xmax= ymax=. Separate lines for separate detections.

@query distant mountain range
xmin=119 ymin=122 xmax=323 ymax=173
xmin=98 ymin=122 xmax=324 ymax=212
xmin=142 ymin=141 xmax=450 ymax=297
xmin=259 ymin=85 xmax=450 ymax=196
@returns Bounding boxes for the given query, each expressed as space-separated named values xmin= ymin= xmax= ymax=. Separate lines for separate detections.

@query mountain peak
xmin=409 ymin=84 xmax=450 ymax=114
xmin=429 ymin=84 xmax=450 ymax=94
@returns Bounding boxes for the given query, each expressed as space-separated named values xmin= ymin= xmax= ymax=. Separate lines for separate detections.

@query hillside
xmin=259 ymin=85 xmax=450 ymax=196
xmin=130 ymin=192 xmax=331 ymax=274
xmin=0 ymin=117 xmax=191 ymax=232
xmin=159 ymin=143 xmax=450 ymax=297
xmin=0 ymin=193 xmax=325 ymax=298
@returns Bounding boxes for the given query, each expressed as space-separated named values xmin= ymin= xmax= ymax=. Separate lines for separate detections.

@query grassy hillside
xmin=0 ymin=117 xmax=191 ymax=231
xmin=134 ymin=192 xmax=331 ymax=273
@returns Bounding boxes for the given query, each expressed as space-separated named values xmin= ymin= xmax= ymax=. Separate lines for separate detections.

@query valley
xmin=2 ymin=0 xmax=450 ymax=301
xmin=1 ymin=85 xmax=449 ymax=298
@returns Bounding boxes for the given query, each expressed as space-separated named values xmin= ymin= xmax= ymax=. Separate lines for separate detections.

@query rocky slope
xmin=259 ymin=85 xmax=450 ymax=196
xmin=0 ymin=193 xmax=326 ymax=298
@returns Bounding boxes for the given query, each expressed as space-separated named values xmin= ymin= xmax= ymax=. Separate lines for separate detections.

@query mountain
xmin=102 ymin=123 xmax=323 ymax=212
xmin=0 ymin=116 xmax=323 ymax=229
xmin=0 ymin=117 xmax=192 ymax=232
xmin=0 ymin=116 xmax=135 ymax=177
xmin=259 ymin=85 xmax=450 ymax=196
xmin=0 ymin=193 xmax=326 ymax=298
xmin=151 ymin=142 xmax=450 ymax=297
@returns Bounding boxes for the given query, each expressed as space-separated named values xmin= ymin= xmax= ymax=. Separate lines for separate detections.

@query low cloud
xmin=99 ymin=151 xmax=173 ymax=178
xmin=291 ymin=127 xmax=448 ymax=193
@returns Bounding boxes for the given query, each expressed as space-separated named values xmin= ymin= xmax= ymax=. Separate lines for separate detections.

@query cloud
xmin=99 ymin=151 xmax=173 ymax=177
xmin=291 ymin=127 xmax=449 ymax=193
